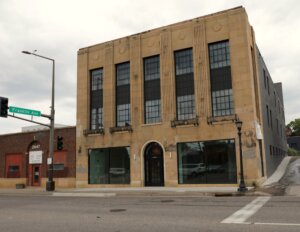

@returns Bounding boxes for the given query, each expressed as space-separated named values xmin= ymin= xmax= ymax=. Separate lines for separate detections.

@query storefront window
xmin=177 ymin=139 xmax=237 ymax=184
xmin=89 ymin=147 xmax=130 ymax=184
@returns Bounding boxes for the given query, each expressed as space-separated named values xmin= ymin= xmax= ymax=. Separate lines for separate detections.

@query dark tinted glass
xmin=177 ymin=139 xmax=237 ymax=184
xmin=89 ymin=147 xmax=130 ymax=184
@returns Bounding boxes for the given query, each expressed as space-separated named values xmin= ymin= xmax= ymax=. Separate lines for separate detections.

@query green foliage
xmin=287 ymin=118 xmax=300 ymax=136
xmin=287 ymin=147 xmax=300 ymax=156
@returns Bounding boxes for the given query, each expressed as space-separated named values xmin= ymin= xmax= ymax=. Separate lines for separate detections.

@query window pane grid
xmin=212 ymin=89 xmax=234 ymax=117
xmin=116 ymin=63 xmax=130 ymax=86
xmin=91 ymin=107 xmax=103 ymax=129
xmin=117 ymin=104 xmax=131 ymax=127
xmin=91 ymin=69 xmax=103 ymax=90
xmin=144 ymin=56 xmax=160 ymax=81
xmin=175 ymin=49 xmax=194 ymax=75
xmin=209 ymin=41 xmax=230 ymax=69
xmin=177 ymin=95 xmax=195 ymax=120
xmin=145 ymin=99 xmax=161 ymax=124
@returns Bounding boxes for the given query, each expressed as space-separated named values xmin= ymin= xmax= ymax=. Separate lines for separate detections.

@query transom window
xmin=175 ymin=49 xmax=194 ymax=75
xmin=117 ymin=63 xmax=130 ymax=86
xmin=91 ymin=69 xmax=103 ymax=90
xmin=209 ymin=41 xmax=230 ymax=69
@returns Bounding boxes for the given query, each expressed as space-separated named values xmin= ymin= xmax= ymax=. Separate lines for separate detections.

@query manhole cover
xmin=110 ymin=209 xmax=127 ymax=212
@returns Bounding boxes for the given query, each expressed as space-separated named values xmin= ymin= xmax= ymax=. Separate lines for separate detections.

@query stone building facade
xmin=76 ymin=6 xmax=286 ymax=188
xmin=0 ymin=127 xmax=76 ymax=188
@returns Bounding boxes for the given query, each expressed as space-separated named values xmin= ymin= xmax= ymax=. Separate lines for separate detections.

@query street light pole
xmin=22 ymin=51 xmax=55 ymax=191
xmin=235 ymin=120 xmax=248 ymax=192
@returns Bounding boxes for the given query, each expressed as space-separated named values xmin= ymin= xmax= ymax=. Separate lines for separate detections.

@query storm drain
xmin=110 ymin=209 xmax=127 ymax=213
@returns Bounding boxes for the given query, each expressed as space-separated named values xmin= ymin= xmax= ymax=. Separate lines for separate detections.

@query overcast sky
xmin=0 ymin=0 xmax=299 ymax=134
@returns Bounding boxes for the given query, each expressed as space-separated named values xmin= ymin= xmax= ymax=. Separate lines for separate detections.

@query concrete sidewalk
xmin=262 ymin=156 xmax=292 ymax=186
xmin=0 ymin=185 xmax=259 ymax=197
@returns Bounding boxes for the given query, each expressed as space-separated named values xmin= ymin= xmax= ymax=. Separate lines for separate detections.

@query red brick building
xmin=0 ymin=126 xmax=76 ymax=188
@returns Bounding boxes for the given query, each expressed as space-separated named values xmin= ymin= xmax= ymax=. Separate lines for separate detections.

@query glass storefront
xmin=177 ymin=139 xmax=237 ymax=184
xmin=89 ymin=147 xmax=130 ymax=184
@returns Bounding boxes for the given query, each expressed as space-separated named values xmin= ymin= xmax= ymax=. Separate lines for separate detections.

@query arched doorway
xmin=144 ymin=142 xmax=164 ymax=186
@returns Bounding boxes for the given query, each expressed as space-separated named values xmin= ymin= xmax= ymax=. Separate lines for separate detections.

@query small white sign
xmin=47 ymin=158 xmax=52 ymax=165
xmin=29 ymin=150 xmax=43 ymax=164
xmin=255 ymin=121 xmax=263 ymax=140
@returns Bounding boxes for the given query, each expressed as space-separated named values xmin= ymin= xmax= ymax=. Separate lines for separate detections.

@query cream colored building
xmin=76 ymin=6 xmax=286 ymax=188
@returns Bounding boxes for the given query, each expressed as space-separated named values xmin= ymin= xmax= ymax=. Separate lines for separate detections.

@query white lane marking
xmin=52 ymin=193 xmax=116 ymax=197
xmin=255 ymin=222 xmax=300 ymax=226
xmin=221 ymin=197 xmax=271 ymax=224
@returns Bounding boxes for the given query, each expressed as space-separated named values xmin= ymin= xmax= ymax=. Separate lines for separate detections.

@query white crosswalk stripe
xmin=221 ymin=197 xmax=271 ymax=224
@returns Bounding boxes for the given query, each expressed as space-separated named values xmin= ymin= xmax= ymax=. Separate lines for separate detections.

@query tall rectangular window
xmin=174 ymin=48 xmax=195 ymax=120
xmin=144 ymin=56 xmax=161 ymax=124
xmin=267 ymin=76 xmax=270 ymax=95
xmin=208 ymin=40 xmax=234 ymax=117
xmin=116 ymin=62 xmax=130 ymax=127
xmin=90 ymin=68 xmax=103 ymax=129
xmin=266 ymin=105 xmax=269 ymax=127
xmin=263 ymin=69 xmax=267 ymax=89
xmin=270 ymin=109 xmax=273 ymax=129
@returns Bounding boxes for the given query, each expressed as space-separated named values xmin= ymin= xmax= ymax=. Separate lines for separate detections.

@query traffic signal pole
xmin=1 ymin=51 xmax=56 ymax=191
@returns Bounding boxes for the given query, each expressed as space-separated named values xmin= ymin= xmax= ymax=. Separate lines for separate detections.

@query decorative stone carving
xmin=212 ymin=21 xmax=222 ymax=32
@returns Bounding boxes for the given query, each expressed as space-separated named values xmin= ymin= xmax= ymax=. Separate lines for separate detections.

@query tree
xmin=287 ymin=118 xmax=300 ymax=136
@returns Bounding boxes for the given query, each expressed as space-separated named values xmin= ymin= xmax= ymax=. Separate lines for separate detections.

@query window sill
xmin=141 ymin=122 xmax=163 ymax=127
xmin=171 ymin=117 xmax=199 ymax=128
xmin=207 ymin=114 xmax=238 ymax=125
xmin=109 ymin=125 xmax=133 ymax=133
xmin=83 ymin=128 xmax=105 ymax=136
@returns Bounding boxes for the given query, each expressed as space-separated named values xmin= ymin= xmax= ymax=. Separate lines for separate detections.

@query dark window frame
xmin=208 ymin=40 xmax=234 ymax=117
xmin=267 ymin=76 xmax=270 ymax=95
xmin=116 ymin=62 xmax=131 ymax=127
xmin=266 ymin=105 xmax=269 ymax=127
xmin=90 ymin=68 xmax=104 ymax=130
xmin=174 ymin=48 xmax=195 ymax=120
xmin=263 ymin=69 xmax=267 ymax=89
xmin=143 ymin=55 xmax=161 ymax=124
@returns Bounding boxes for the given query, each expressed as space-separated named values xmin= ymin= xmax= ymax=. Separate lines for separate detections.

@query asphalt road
xmin=0 ymin=195 xmax=300 ymax=232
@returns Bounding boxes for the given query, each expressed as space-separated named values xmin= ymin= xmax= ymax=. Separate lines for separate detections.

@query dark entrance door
xmin=32 ymin=165 xmax=41 ymax=186
xmin=144 ymin=142 xmax=164 ymax=186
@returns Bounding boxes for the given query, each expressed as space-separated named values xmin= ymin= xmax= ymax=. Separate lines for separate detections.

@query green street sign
xmin=9 ymin=106 xmax=41 ymax=117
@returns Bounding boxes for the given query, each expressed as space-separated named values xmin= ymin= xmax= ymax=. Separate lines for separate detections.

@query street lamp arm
xmin=22 ymin=51 xmax=54 ymax=62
